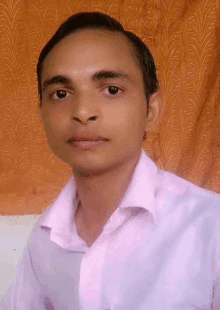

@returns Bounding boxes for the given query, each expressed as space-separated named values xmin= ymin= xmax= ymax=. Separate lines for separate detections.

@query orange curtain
xmin=0 ymin=0 xmax=219 ymax=215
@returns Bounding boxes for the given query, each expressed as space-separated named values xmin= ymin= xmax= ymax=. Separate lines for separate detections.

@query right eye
xmin=51 ymin=90 xmax=69 ymax=99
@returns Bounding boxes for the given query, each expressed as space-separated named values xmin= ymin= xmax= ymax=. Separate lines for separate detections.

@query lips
xmin=66 ymin=133 xmax=109 ymax=150
xmin=66 ymin=133 xmax=108 ymax=143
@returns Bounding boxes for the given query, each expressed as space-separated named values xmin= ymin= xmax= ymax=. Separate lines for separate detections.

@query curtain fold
xmin=0 ymin=0 xmax=219 ymax=214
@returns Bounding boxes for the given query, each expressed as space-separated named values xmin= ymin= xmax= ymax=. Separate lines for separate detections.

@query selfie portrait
xmin=0 ymin=0 xmax=219 ymax=309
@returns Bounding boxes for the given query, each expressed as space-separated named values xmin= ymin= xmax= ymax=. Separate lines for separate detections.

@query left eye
xmin=104 ymin=86 xmax=121 ymax=95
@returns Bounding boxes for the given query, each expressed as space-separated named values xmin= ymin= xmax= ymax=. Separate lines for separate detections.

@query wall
xmin=0 ymin=215 xmax=40 ymax=299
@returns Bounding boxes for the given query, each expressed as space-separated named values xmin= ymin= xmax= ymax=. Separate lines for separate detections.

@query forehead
xmin=41 ymin=28 xmax=141 ymax=80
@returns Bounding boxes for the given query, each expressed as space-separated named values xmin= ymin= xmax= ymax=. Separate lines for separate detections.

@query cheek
xmin=104 ymin=105 xmax=146 ymax=140
xmin=121 ymin=104 xmax=146 ymax=127
xmin=46 ymin=111 xmax=67 ymax=132
xmin=42 ymin=113 xmax=67 ymax=142
xmin=51 ymin=111 xmax=63 ymax=120
xmin=125 ymin=107 xmax=147 ymax=139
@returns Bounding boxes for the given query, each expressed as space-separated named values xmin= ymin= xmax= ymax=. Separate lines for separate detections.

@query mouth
xmin=66 ymin=133 xmax=109 ymax=150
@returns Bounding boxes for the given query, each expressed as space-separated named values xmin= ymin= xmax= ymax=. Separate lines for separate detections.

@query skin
xmin=39 ymin=29 xmax=162 ymax=246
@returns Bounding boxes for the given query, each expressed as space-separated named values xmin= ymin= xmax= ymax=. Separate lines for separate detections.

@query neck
xmin=73 ymin=151 xmax=141 ymax=228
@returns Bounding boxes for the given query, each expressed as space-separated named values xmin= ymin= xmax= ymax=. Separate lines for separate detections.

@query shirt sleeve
xmin=3 ymin=244 xmax=53 ymax=310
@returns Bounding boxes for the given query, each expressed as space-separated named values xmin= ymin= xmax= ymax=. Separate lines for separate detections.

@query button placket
xmin=79 ymin=240 xmax=108 ymax=310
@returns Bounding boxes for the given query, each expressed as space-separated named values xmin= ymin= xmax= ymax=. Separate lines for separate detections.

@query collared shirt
xmin=3 ymin=150 xmax=220 ymax=310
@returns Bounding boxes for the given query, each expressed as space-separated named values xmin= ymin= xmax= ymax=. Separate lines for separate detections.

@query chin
xmin=68 ymin=156 xmax=119 ymax=177
xmin=72 ymin=164 xmax=111 ymax=177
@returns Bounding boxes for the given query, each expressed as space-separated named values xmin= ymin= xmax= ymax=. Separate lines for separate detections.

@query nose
xmin=72 ymin=93 xmax=100 ymax=124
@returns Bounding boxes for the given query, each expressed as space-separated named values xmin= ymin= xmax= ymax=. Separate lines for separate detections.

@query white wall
xmin=0 ymin=215 xmax=40 ymax=302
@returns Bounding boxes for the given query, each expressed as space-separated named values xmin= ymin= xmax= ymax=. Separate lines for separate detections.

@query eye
xmin=108 ymin=86 xmax=120 ymax=95
xmin=102 ymin=86 xmax=122 ymax=95
xmin=52 ymin=90 xmax=68 ymax=99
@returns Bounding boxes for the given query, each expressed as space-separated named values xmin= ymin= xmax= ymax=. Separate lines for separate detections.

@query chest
xmin=77 ymin=216 xmax=215 ymax=310
xmin=37 ymin=209 xmax=216 ymax=310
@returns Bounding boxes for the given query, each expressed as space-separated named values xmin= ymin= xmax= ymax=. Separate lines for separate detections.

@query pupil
xmin=109 ymin=86 xmax=118 ymax=95
xmin=57 ymin=90 xmax=66 ymax=98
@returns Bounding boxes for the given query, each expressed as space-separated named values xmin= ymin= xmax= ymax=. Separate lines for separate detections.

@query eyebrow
xmin=42 ymin=75 xmax=71 ymax=92
xmin=42 ymin=70 xmax=132 ymax=92
xmin=91 ymin=70 xmax=131 ymax=82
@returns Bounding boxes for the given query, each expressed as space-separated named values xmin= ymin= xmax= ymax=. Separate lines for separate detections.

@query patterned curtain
xmin=0 ymin=0 xmax=219 ymax=214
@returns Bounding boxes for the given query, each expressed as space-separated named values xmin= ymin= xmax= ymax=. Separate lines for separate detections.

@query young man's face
xmin=39 ymin=28 xmax=155 ymax=175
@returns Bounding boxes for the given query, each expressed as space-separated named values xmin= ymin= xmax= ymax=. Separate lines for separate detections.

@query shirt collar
xmin=40 ymin=175 xmax=77 ymax=233
xmin=40 ymin=149 xmax=158 ymax=232
xmin=118 ymin=149 xmax=158 ymax=220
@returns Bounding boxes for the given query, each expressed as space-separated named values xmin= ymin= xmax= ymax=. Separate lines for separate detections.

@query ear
xmin=145 ymin=91 xmax=164 ymax=131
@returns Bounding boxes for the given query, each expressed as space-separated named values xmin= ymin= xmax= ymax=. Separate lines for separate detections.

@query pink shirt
xmin=4 ymin=150 xmax=220 ymax=309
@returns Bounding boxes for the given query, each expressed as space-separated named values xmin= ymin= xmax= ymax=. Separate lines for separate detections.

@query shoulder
xmin=156 ymin=168 xmax=220 ymax=219
xmin=158 ymin=168 xmax=219 ymax=200
xmin=26 ymin=211 xmax=55 ymax=252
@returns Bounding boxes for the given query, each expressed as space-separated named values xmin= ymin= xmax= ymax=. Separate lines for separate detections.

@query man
xmin=4 ymin=11 xmax=220 ymax=310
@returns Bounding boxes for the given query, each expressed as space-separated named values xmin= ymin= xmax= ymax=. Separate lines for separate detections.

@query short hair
xmin=37 ymin=11 xmax=159 ymax=113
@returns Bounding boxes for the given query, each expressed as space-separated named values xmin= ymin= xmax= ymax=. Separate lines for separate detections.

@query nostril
xmin=89 ymin=116 xmax=97 ymax=121
xmin=73 ymin=117 xmax=81 ymax=122
xmin=72 ymin=115 xmax=97 ymax=123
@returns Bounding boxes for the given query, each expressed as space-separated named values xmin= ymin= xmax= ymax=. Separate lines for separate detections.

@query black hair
xmin=37 ymin=11 xmax=159 ymax=114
